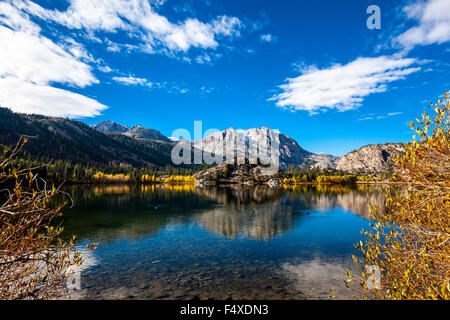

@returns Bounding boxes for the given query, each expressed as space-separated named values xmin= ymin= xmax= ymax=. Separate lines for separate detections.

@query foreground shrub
xmin=348 ymin=93 xmax=449 ymax=299
xmin=0 ymin=137 xmax=86 ymax=299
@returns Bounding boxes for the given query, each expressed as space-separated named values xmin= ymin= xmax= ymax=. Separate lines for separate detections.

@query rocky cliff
xmin=93 ymin=121 xmax=170 ymax=142
xmin=123 ymin=125 xmax=170 ymax=142
xmin=92 ymin=120 xmax=129 ymax=134
xmin=336 ymin=143 xmax=405 ymax=174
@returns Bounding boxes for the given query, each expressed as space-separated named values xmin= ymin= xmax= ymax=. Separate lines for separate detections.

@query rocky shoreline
xmin=193 ymin=163 xmax=394 ymax=187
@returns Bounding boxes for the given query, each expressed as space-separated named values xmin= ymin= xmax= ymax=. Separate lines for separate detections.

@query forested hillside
xmin=0 ymin=107 xmax=174 ymax=168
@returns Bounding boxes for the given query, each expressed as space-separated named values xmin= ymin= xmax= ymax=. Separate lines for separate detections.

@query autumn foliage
xmin=93 ymin=171 xmax=130 ymax=183
xmin=316 ymin=175 xmax=358 ymax=184
xmin=0 ymin=137 xmax=85 ymax=299
xmin=141 ymin=174 xmax=196 ymax=184
xmin=349 ymin=93 xmax=450 ymax=299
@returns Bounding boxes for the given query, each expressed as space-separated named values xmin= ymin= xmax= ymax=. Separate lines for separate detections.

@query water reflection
xmin=196 ymin=185 xmax=385 ymax=240
xmin=59 ymin=184 xmax=387 ymax=300
xmin=62 ymin=184 xmax=385 ymax=242
xmin=281 ymin=256 xmax=359 ymax=299
xmin=61 ymin=185 xmax=216 ymax=242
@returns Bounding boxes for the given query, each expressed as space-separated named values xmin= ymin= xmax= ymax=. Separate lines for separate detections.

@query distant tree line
xmin=7 ymin=151 xmax=386 ymax=185
xmin=8 ymin=155 xmax=200 ymax=184
xmin=280 ymin=165 xmax=351 ymax=182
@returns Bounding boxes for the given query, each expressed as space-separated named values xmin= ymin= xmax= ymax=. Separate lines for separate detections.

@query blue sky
xmin=0 ymin=0 xmax=449 ymax=155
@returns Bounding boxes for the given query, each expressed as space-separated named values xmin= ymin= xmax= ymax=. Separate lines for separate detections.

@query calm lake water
xmin=60 ymin=184 xmax=387 ymax=300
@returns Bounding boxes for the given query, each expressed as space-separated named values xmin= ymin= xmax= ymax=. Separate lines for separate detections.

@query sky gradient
xmin=0 ymin=0 xmax=449 ymax=155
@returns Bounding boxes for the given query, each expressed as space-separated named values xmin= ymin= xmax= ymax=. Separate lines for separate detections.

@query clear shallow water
xmin=60 ymin=184 xmax=386 ymax=300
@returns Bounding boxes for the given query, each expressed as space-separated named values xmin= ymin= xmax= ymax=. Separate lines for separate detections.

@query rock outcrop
xmin=123 ymin=125 xmax=170 ymax=142
xmin=194 ymin=163 xmax=267 ymax=185
xmin=93 ymin=121 xmax=170 ymax=142
xmin=92 ymin=120 xmax=129 ymax=134
xmin=336 ymin=143 xmax=405 ymax=174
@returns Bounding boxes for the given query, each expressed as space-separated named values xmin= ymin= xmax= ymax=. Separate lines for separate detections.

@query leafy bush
xmin=348 ymin=93 xmax=449 ymax=299
xmin=0 ymin=138 xmax=89 ymax=299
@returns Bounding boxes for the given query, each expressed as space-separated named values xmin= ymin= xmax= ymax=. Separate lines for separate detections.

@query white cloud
xmin=0 ymin=0 xmax=246 ymax=117
xmin=0 ymin=26 xmax=96 ymax=87
xmin=0 ymin=0 xmax=39 ymax=34
xmin=212 ymin=15 xmax=241 ymax=37
xmin=358 ymin=111 xmax=403 ymax=121
xmin=0 ymin=78 xmax=107 ymax=118
xmin=200 ymin=86 xmax=214 ymax=94
xmin=18 ymin=0 xmax=242 ymax=55
xmin=358 ymin=116 xmax=374 ymax=121
xmin=394 ymin=0 xmax=450 ymax=50
xmin=260 ymin=33 xmax=276 ymax=43
xmin=98 ymin=65 xmax=113 ymax=73
xmin=0 ymin=1 xmax=107 ymax=118
xmin=106 ymin=41 xmax=121 ymax=53
xmin=282 ymin=257 xmax=360 ymax=299
xmin=195 ymin=53 xmax=212 ymax=64
xmin=271 ymin=56 xmax=420 ymax=113
xmin=112 ymin=76 xmax=152 ymax=88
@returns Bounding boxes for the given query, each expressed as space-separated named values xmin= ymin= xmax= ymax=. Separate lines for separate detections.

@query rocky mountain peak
xmin=93 ymin=121 xmax=170 ymax=142
xmin=336 ymin=143 xmax=405 ymax=174
xmin=124 ymin=124 xmax=170 ymax=142
xmin=90 ymin=118 xmax=405 ymax=175
xmin=197 ymin=127 xmax=338 ymax=170
xmin=93 ymin=121 xmax=129 ymax=134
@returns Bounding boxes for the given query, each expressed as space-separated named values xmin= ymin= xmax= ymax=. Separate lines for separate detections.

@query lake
xmin=60 ymin=184 xmax=387 ymax=300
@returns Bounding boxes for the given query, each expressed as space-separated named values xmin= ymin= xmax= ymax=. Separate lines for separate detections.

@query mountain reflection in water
xmin=62 ymin=184 xmax=385 ymax=242
xmin=196 ymin=185 xmax=385 ymax=240
xmin=60 ymin=184 xmax=387 ymax=300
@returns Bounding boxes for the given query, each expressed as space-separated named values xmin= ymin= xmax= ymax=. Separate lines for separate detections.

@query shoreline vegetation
xmin=0 ymin=137 xmax=92 ymax=299
xmin=9 ymin=153 xmax=397 ymax=187
xmin=65 ymin=169 xmax=393 ymax=187
xmin=7 ymin=155 xmax=406 ymax=188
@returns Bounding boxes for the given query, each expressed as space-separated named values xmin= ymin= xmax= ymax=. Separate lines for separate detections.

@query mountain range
xmin=0 ymin=108 xmax=405 ymax=174
xmin=197 ymin=127 xmax=340 ymax=170
xmin=92 ymin=121 xmax=170 ymax=142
